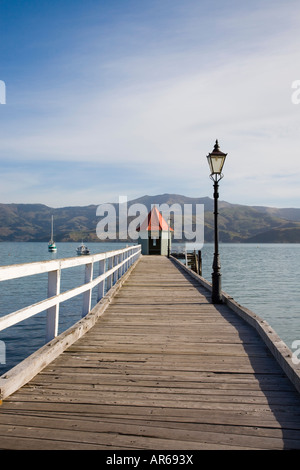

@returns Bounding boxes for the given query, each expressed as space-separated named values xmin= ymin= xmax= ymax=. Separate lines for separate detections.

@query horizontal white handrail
xmin=0 ymin=245 xmax=141 ymax=343
xmin=0 ymin=248 xmax=136 ymax=281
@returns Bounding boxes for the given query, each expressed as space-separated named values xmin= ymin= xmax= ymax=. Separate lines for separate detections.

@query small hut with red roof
xmin=137 ymin=206 xmax=173 ymax=255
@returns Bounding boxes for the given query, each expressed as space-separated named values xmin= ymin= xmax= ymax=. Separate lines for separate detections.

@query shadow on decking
xmin=215 ymin=305 xmax=300 ymax=450
xmin=170 ymin=257 xmax=300 ymax=449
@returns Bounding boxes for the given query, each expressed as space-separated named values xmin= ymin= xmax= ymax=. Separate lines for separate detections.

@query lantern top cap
xmin=210 ymin=139 xmax=227 ymax=157
xmin=214 ymin=139 xmax=220 ymax=151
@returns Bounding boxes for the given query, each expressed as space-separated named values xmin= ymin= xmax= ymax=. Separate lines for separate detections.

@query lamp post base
xmin=211 ymin=253 xmax=222 ymax=304
xmin=211 ymin=272 xmax=222 ymax=304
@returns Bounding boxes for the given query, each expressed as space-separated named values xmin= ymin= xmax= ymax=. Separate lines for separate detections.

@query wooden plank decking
xmin=0 ymin=255 xmax=300 ymax=450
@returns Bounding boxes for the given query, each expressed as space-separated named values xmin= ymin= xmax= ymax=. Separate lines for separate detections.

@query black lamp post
xmin=207 ymin=139 xmax=227 ymax=304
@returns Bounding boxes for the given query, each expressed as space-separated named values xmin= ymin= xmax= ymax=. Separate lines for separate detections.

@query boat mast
xmin=51 ymin=215 xmax=54 ymax=242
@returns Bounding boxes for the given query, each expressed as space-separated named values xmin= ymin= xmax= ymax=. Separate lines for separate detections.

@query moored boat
xmin=48 ymin=216 xmax=57 ymax=252
xmin=76 ymin=242 xmax=90 ymax=255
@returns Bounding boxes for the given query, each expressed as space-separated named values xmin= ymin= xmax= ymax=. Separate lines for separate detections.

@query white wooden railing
xmin=0 ymin=245 xmax=141 ymax=344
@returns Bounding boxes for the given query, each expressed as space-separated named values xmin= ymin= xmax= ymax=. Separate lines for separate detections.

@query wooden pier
xmin=1 ymin=254 xmax=300 ymax=449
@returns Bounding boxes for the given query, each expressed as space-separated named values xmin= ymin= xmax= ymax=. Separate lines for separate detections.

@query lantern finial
xmin=214 ymin=139 xmax=219 ymax=151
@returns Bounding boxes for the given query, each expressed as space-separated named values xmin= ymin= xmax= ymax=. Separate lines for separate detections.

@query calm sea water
xmin=202 ymin=243 xmax=300 ymax=354
xmin=0 ymin=242 xmax=299 ymax=374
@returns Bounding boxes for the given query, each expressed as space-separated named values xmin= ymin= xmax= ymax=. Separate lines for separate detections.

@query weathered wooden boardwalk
xmin=1 ymin=255 xmax=300 ymax=449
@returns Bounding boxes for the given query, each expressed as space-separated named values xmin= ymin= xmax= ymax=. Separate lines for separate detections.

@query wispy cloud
xmin=1 ymin=0 xmax=300 ymax=207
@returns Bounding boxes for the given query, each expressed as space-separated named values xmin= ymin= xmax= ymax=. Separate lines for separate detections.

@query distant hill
xmin=0 ymin=194 xmax=300 ymax=243
xmin=0 ymin=203 xmax=99 ymax=242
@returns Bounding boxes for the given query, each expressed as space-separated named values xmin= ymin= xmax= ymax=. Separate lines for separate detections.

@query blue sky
xmin=1 ymin=0 xmax=300 ymax=208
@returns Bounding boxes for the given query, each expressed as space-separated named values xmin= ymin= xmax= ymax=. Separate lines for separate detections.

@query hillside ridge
xmin=0 ymin=194 xmax=299 ymax=243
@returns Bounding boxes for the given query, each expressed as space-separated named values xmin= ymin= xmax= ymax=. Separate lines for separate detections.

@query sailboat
xmin=48 ymin=215 xmax=57 ymax=252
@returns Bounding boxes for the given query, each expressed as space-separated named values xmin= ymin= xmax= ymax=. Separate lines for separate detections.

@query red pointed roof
xmin=138 ymin=206 xmax=173 ymax=232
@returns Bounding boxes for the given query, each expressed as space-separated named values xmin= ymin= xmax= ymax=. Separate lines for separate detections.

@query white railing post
xmin=116 ymin=253 xmax=119 ymax=277
xmin=112 ymin=255 xmax=116 ymax=284
xmin=107 ymin=255 xmax=113 ymax=291
xmin=46 ymin=269 xmax=61 ymax=342
xmin=97 ymin=257 xmax=106 ymax=301
xmin=121 ymin=251 xmax=125 ymax=276
xmin=117 ymin=253 xmax=120 ymax=280
xmin=126 ymin=249 xmax=130 ymax=271
xmin=118 ymin=253 xmax=122 ymax=279
xmin=128 ymin=248 xmax=131 ymax=267
xmin=82 ymin=261 xmax=93 ymax=317
xmin=131 ymin=247 xmax=134 ymax=265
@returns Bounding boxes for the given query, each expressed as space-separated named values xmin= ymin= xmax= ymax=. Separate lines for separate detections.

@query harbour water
xmin=201 ymin=243 xmax=300 ymax=350
xmin=0 ymin=242 xmax=299 ymax=375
